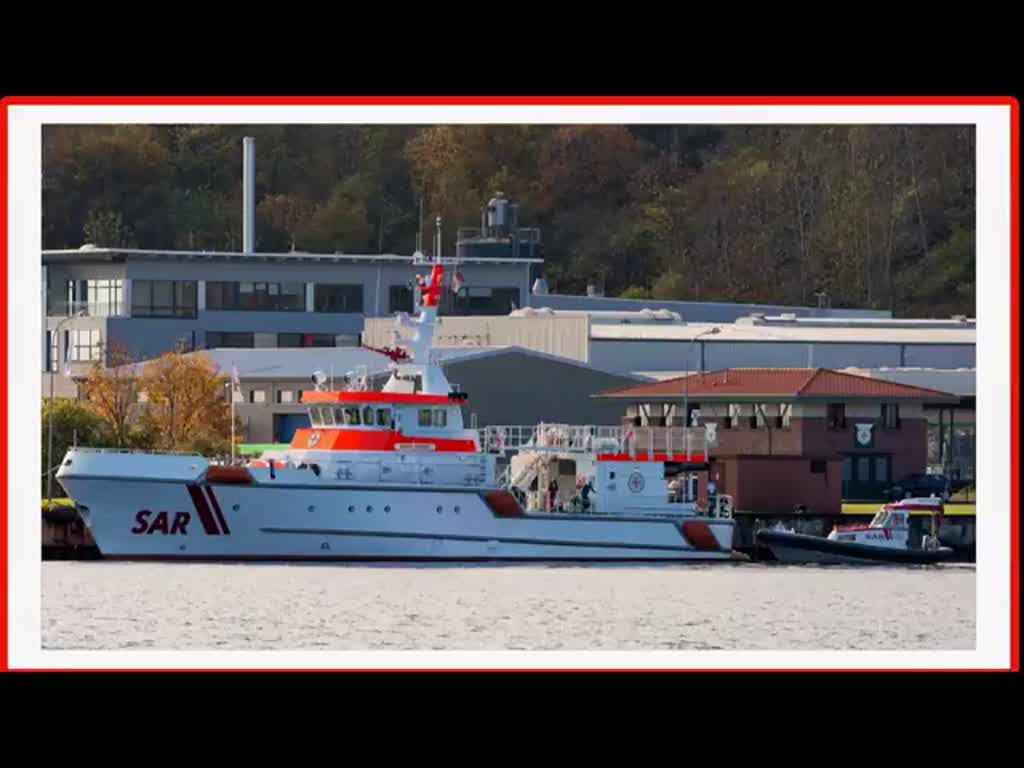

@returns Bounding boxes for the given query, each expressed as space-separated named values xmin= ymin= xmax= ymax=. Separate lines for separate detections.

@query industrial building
xmin=363 ymin=309 xmax=976 ymax=376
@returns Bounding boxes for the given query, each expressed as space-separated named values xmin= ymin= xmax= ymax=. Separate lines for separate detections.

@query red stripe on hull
xmin=186 ymin=484 xmax=220 ymax=535
xmin=205 ymin=487 xmax=230 ymax=535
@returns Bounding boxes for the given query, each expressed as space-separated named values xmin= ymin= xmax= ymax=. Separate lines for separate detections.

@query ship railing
xmin=480 ymin=423 xmax=707 ymax=459
xmin=67 ymin=446 xmax=206 ymax=457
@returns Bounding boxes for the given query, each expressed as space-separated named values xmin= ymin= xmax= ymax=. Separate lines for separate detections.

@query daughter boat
xmin=755 ymin=497 xmax=955 ymax=565
xmin=56 ymin=250 xmax=736 ymax=562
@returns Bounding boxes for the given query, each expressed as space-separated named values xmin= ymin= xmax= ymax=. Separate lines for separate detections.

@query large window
xmin=314 ymin=284 xmax=363 ymax=313
xmin=206 ymin=281 xmax=305 ymax=311
xmin=63 ymin=279 xmax=123 ymax=316
xmin=446 ymin=286 xmax=520 ymax=316
xmin=86 ymin=279 xmax=123 ymax=316
xmin=827 ymin=403 xmax=847 ymax=430
xmin=47 ymin=331 xmax=59 ymax=372
xmin=881 ymin=403 xmax=901 ymax=429
xmin=389 ymin=285 xmax=414 ymax=313
xmin=206 ymin=331 xmax=254 ymax=348
xmin=71 ymin=329 xmax=102 ymax=362
xmin=132 ymin=280 xmax=196 ymax=318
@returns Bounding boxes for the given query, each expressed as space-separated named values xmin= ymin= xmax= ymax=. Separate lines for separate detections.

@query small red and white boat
xmin=57 ymin=250 xmax=736 ymax=562
xmin=756 ymin=498 xmax=955 ymax=565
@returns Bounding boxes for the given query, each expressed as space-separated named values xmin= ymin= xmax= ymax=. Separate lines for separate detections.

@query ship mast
xmin=382 ymin=216 xmax=462 ymax=396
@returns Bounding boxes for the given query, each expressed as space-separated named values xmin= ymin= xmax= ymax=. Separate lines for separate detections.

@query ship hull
xmin=59 ymin=458 xmax=735 ymax=562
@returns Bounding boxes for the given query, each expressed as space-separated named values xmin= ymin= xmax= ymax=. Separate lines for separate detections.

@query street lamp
xmin=47 ymin=309 xmax=86 ymax=509
xmin=683 ymin=326 xmax=720 ymax=455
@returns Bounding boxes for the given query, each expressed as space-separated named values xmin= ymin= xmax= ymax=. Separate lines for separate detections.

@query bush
xmin=41 ymin=398 xmax=106 ymax=496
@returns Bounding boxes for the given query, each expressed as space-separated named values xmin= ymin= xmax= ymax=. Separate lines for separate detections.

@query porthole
xmin=348 ymin=505 xmax=355 ymax=513
xmin=308 ymin=505 xmax=316 ymax=513
xmin=385 ymin=506 xmax=391 ymax=513
xmin=367 ymin=506 xmax=373 ymax=513
xmin=436 ymin=505 xmax=443 ymax=514
xmin=232 ymin=504 xmax=241 ymax=512
xmin=454 ymin=506 xmax=461 ymax=514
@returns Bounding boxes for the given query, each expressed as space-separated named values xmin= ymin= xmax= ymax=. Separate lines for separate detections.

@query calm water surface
xmin=41 ymin=561 xmax=975 ymax=651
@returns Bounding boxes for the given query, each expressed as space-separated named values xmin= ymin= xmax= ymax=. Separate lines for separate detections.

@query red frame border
xmin=1 ymin=94 xmax=1018 ymax=673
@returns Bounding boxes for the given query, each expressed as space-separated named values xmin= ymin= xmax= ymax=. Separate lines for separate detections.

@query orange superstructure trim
xmin=289 ymin=428 xmax=477 ymax=453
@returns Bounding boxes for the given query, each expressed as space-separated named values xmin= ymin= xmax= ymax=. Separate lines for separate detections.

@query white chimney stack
xmin=243 ymin=137 xmax=255 ymax=254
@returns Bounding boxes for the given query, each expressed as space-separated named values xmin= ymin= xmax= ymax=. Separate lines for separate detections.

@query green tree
xmin=42 ymin=398 xmax=106 ymax=498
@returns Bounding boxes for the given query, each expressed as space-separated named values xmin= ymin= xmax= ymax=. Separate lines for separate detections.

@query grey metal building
xmin=364 ymin=310 xmax=977 ymax=377
xmin=41 ymin=246 xmax=538 ymax=379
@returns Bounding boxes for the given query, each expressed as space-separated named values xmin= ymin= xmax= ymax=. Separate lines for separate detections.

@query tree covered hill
xmin=43 ymin=124 xmax=975 ymax=317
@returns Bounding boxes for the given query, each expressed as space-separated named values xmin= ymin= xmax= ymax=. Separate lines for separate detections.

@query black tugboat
xmin=756 ymin=498 xmax=956 ymax=565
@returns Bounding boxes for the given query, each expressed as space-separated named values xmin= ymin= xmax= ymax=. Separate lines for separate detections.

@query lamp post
xmin=683 ymin=326 xmax=720 ymax=457
xmin=47 ymin=309 xmax=85 ymax=509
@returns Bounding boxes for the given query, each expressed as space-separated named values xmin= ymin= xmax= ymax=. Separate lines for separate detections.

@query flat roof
xmin=41 ymin=246 xmax=542 ymax=265
xmin=589 ymin=321 xmax=976 ymax=345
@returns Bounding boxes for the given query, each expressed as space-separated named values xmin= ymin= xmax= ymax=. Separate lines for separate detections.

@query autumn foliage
xmin=77 ymin=346 xmax=236 ymax=455
xmin=137 ymin=352 xmax=235 ymax=454
xmin=79 ymin=342 xmax=139 ymax=447
xmin=43 ymin=124 xmax=976 ymax=316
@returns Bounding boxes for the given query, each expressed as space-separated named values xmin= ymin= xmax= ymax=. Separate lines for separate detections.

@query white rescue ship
xmin=57 ymin=251 xmax=737 ymax=562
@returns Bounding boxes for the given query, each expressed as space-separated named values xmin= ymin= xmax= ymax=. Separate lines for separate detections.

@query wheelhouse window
xmin=132 ymin=280 xmax=196 ymax=318
xmin=314 ymin=284 xmax=363 ymax=313
xmin=418 ymin=408 xmax=432 ymax=427
xmin=433 ymin=409 xmax=447 ymax=427
xmin=376 ymin=408 xmax=392 ymax=427
xmin=827 ymin=403 xmax=847 ymax=430
xmin=362 ymin=406 xmax=375 ymax=425
xmin=344 ymin=407 xmax=361 ymax=426
xmin=206 ymin=281 xmax=305 ymax=311
xmin=882 ymin=403 xmax=901 ymax=429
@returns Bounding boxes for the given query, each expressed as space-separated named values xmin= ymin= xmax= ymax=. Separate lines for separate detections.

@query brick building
xmin=595 ymin=368 xmax=959 ymax=513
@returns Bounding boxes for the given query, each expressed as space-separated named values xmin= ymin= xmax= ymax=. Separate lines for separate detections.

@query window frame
xmin=314 ymin=284 xmax=364 ymax=313
xmin=132 ymin=280 xmax=197 ymax=318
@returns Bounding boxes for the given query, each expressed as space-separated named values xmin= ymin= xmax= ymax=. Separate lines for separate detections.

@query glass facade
xmin=206 ymin=281 xmax=304 ymax=311
xmin=314 ymin=284 xmax=363 ymax=313
xmin=132 ymin=280 xmax=197 ymax=318
xmin=206 ymin=331 xmax=255 ymax=348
